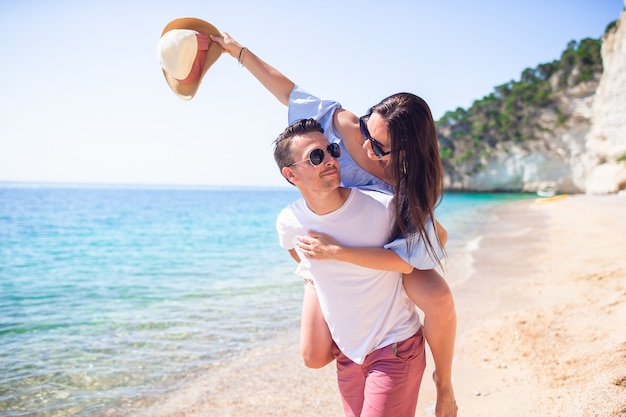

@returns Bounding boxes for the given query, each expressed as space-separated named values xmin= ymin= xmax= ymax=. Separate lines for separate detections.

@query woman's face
xmin=361 ymin=112 xmax=392 ymax=162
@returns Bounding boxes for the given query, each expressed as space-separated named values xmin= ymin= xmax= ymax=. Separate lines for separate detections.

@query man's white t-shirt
xmin=277 ymin=188 xmax=421 ymax=364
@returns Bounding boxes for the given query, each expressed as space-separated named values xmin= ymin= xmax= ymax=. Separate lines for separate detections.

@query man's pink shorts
xmin=332 ymin=328 xmax=426 ymax=417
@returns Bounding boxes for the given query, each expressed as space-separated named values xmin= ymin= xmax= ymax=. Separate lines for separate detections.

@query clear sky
xmin=1 ymin=0 xmax=623 ymax=188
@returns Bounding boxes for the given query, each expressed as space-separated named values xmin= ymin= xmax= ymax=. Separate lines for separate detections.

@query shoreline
xmin=139 ymin=194 xmax=626 ymax=417
xmin=440 ymin=194 xmax=626 ymax=417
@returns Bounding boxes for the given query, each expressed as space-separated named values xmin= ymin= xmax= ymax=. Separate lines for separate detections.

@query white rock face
xmin=443 ymin=79 xmax=599 ymax=193
xmin=443 ymin=6 xmax=626 ymax=194
xmin=585 ymin=5 xmax=626 ymax=194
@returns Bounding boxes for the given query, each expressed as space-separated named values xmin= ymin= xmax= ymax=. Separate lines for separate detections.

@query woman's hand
xmin=296 ymin=231 xmax=341 ymax=260
xmin=209 ymin=32 xmax=244 ymax=59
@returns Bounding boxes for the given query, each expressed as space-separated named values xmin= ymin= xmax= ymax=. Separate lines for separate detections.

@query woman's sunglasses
xmin=359 ymin=116 xmax=390 ymax=158
xmin=288 ymin=143 xmax=342 ymax=167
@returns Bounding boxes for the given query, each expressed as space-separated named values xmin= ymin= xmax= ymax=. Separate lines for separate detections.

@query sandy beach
xmin=142 ymin=194 xmax=626 ymax=417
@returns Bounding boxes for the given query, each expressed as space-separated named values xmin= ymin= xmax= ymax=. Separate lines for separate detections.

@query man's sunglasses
xmin=359 ymin=116 xmax=390 ymax=158
xmin=288 ymin=143 xmax=342 ymax=167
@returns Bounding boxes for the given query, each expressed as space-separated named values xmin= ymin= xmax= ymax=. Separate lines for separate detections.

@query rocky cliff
xmin=439 ymin=5 xmax=626 ymax=195
xmin=585 ymin=5 xmax=626 ymax=194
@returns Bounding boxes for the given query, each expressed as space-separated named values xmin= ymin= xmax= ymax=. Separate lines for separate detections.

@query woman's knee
xmin=403 ymin=270 xmax=455 ymax=315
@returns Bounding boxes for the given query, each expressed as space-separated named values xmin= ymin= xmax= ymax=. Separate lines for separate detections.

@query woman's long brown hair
xmin=369 ymin=93 xmax=445 ymax=264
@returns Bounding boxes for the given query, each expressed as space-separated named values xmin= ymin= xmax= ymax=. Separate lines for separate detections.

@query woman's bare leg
xmin=403 ymin=269 xmax=458 ymax=417
xmin=300 ymin=281 xmax=334 ymax=368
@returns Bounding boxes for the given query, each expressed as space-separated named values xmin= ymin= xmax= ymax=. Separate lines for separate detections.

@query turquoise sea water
xmin=0 ymin=184 xmax=533 ymax=416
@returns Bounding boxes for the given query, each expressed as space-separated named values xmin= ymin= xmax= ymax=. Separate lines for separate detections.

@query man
xmin=274 ymin=118 xmax=426 ymax=417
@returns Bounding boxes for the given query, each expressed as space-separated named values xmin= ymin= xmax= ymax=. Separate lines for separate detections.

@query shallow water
xmin=0 ymin=184 xmax=532 ymax=416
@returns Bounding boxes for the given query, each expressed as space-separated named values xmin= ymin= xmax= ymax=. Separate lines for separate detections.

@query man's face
xmin=283 ymin=132 xmax=341 ymax=193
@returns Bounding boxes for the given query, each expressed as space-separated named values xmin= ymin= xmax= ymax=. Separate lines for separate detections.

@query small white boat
xmin=537 ymin=187 xmax=557 ymax=197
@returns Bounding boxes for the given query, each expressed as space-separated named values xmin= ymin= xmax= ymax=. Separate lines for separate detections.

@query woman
xmin=210 ymin=33 xmax=458 ymax=417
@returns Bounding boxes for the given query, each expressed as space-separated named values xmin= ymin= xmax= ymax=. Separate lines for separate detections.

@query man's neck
xmin=302 ymin=187 xmax=351 ymax=215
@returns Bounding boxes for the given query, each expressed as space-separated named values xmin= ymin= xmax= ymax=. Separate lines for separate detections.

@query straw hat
xmin=157 ymin=18 xmax=222 ymax=100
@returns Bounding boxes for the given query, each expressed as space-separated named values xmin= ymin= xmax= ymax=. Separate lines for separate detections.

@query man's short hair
xmin=273 ymin=118 xmax=324 ymax=170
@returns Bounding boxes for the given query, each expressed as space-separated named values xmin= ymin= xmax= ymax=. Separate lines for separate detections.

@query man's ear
xmin=282 ymin=166 xmax=297 ymax=184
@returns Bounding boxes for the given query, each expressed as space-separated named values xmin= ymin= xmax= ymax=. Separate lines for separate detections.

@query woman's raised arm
xmin=210 ymin=33 xmax=295 ymax=106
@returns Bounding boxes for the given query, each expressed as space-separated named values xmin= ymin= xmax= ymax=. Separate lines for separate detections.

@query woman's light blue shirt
xmin=287 ymin=86 xmax=443 ymax=270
